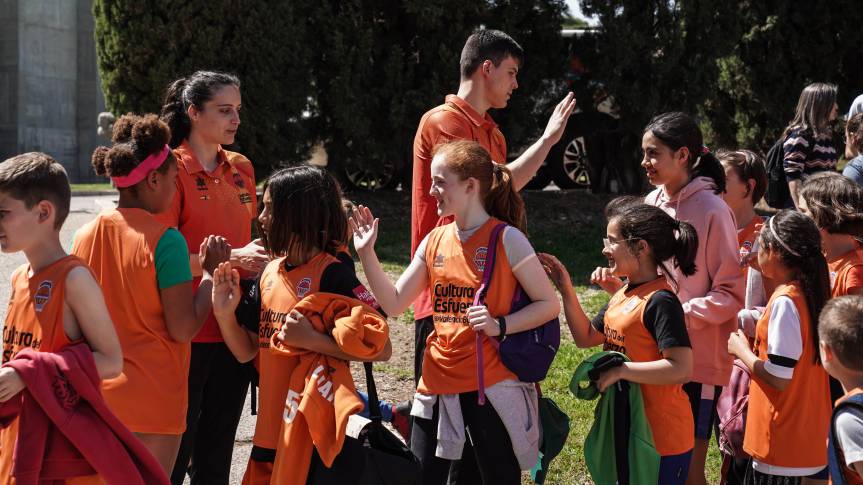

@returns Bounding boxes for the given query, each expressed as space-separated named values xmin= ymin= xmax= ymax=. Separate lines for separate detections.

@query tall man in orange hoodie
xmin=411 ymin=29 xmax=576 ymax=384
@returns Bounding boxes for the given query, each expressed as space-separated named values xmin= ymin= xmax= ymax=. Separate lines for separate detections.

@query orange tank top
xmin=829 ymin=245 xmax=863 ymax=298
xmin=1 ymin=255 xmax=84 ymax=484
xmin=743 ymin=282 xmax=831 ymax=467
xmin=253 ymin=252 xmax=339 ymax=450
xmin=419 ymin=218 xmax=517 ymax=395
xmin=72 ymin=208 xmax=190 ymax=434
xmin=603 ymin=277 xmax=695 ymax=456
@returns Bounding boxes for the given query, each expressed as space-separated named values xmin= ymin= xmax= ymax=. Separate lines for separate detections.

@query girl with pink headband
xmin=72 ymin=113 xmax=230 ymax=474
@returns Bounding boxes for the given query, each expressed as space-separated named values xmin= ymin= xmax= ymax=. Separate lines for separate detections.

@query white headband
xmin=767 ymin=217 xmax=802 ymax=258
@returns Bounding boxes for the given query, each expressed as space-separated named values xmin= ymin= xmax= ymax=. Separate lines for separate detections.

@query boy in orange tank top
xmin=819 ymin=296 xmax=863 ymax=485
xmin=0 ymin=152 xmax=123 ymax=484
xmin=541 ymin=201 xmax=696 ymax=484
xmin=353 ymin=141 xmax=560 ymax=485
xmin=728 ymin=211 xmax=832 ymax=484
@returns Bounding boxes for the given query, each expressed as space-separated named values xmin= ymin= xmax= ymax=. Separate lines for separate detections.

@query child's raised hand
xmin=349 ymin=205 xmax=379 ymax=254
xmin=212 ymin=261 xmax=241 ymax=318
xmin=200 ymin=235 xmax=232 ymax=276
xmin=537 ymin=253 xmax=573 ymax=292
xmin=0 ymin=367 xmax=24 ymax=403
xmin=590 ymin=267 xmax=624 ymax=294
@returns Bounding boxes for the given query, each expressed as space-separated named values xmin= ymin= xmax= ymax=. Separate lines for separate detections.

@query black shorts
xmin=683 ymin=382 xmax=722 ymax=440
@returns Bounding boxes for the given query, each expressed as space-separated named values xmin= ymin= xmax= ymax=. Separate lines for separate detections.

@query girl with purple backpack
xmin=350 ymin=140 xmax=559 ymax=485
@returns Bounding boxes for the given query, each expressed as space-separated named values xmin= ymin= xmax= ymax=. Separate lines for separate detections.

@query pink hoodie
xmin=645 ymin=176 xmax=744 ymax=386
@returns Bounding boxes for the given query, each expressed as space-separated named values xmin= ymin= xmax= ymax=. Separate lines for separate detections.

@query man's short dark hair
xmin=460 ymin=29 xmax=524 ymax=79
xmin=0 ymin=152 xmax=71 ymax=229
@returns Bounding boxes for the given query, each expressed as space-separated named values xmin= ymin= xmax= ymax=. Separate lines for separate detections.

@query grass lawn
xmin=346 ymin=189 xmax=722 ymax=484
xmin=70 ymin=183 xmax=114 ymax=193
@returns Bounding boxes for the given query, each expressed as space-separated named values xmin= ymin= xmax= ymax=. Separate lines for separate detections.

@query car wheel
xmin=343 ymin=159 xmax=397 ymax=191
xmin=549 ymin=135 xmax=591 ymax=189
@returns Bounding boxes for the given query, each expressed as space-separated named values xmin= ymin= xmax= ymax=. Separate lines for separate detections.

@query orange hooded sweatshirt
xmin=269 ymin=293 xmax=389 ymax=485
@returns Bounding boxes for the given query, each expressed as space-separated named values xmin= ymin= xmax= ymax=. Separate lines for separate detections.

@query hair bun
xmin=131 ymin=114 xmax=170 ymax=154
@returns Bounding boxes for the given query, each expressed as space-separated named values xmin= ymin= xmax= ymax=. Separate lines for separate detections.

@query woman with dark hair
xmin=158 ymin=71 xmax=267 ymax=485
xmin=782 ymin=83 xmax=840 ymax=208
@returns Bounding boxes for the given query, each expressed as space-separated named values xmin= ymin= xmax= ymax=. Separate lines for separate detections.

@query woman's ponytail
xmin=691 ymin=150 xmax=726 ymax=194
xmin=485 ymin=163 xmax=527 ymax=233
xmin=674 ymin=220 xmax=698 ymax=277
xmin=160 ymin=77 xmax=189 ymax=148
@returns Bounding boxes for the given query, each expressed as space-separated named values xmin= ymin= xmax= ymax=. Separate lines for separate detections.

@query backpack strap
xmin=474 ymin=223 xmax=507 ymax=405
xmin=829 ymin=393 xmax=863 ymax=485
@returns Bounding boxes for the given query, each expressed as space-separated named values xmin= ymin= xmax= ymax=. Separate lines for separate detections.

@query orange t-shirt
xmin=743 ymin=282 xmax=831 ymax=468
xmin=411 ymin=95 xmax=507 ymax=320
xmin=602 ymin=278 xmax=694 ymax=456
xmin=72 ymin=208 xmax=190 ymax=434
xmin=156 ymin=140 xmax=257 ymax=343
xmin=829 ymin=244 xmax=863 ymax=298
xmin=0 ymin=256 xmax=88 ymax=484
xmin=419 ymin=218 xmax=517 ymax=395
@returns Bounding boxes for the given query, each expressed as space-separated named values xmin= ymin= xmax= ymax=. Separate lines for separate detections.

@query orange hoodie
xmin=269 ymin=293 xmax=389 ymax=485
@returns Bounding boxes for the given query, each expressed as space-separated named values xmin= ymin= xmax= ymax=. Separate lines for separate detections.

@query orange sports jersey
xmin=252 ymin=252 xmax=340 ymax=451
xmin=411 ymin=95 xmax=507 ymax=320
xmin=419 ymin=218 xmax=517 ymax=395
xmin=743 ymin=282 xmax=831 ymax=468
xmin=833 ymin=388 xmax=863 ymax=485
xmin=603 ymin=277 xmax=694 ymax=456
xmin=0 ymin=255 xmax=90 ymax=484
xmin=72 ymin=208 xmax=190 ymax=434
xmin=829 ymin=244 xmax=863 ymax=298
xmin=156 ymin=140 xmax=257 ymax=343
xmin=270 ymin=293 xmax=388 ymax=485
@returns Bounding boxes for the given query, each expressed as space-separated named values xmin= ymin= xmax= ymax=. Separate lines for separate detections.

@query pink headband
xmin=111 ymin=145 xmax=171 ymax=188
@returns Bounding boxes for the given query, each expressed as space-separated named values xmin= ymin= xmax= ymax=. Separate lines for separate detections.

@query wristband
xmin=496 ymin=316 xmax=507 ymax=342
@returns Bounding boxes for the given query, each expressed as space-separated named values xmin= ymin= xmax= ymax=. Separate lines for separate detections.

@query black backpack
xmin=764 ymin=137 xmax=791 ymax=209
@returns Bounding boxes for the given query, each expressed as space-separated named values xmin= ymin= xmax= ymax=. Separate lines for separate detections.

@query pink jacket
xmin=645 ymin=176 xmax=744 ymax=386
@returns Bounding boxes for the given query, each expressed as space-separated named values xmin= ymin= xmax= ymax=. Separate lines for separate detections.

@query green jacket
xmin=571 ymin=351 xmax=660 ymax=485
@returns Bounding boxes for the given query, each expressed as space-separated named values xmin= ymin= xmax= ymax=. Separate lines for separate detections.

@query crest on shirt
xmin=739 ymin=241 xmax=753 ymax=262
xmin=474 ymin=247 xmax=488 ymax=272
xmin=297 ymin=277 xmax=312 ymax=297
xmin=622 ymin=297 xmax=639 ymax=314
xmin=233 ymin=172 xmax=246 ymax=189
xmin=433 ymin=254 xmax=445 ymax=268
xmin=195 ymin=176 xmax=208 ymax=191
xmin=33 ymin=280 xmax=53 ymax=312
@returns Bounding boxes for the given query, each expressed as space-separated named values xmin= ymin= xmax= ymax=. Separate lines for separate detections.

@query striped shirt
xmin=783 ymin=128 xmax=838 ymax=180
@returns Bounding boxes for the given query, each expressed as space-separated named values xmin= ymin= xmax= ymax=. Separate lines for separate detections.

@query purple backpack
xmin=717 ymin=359 xmax=751 ymax=459
xmin=474 ymin=223 xmax=560 ymax=404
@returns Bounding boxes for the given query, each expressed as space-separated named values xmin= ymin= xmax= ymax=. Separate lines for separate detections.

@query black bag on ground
xmin=306 ymin=362 xmax=421 ymax=485
xmin=764 ymin=137 xmax=792 ymax=209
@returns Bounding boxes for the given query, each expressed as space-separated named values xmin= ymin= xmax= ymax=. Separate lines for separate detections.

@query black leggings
xmin=410 ymin=391 xmax=521 ymax=485
xmin=170 ymin=342 xmax=251 ymax=485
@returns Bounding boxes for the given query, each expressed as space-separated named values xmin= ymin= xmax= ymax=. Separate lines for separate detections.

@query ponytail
xmin=159 ymin=71 xmax=241 ymax=148
xmin=486 ymin=163 xmax=527 ymax=233
xmin=612 ymin=202 xmax=700 ymax=290
xmin=691 ymin=150 xmax=726 ymax=194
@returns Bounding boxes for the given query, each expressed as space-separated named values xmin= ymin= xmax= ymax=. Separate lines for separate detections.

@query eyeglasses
xmin=602 ymin=237 xmax=640 ymax=251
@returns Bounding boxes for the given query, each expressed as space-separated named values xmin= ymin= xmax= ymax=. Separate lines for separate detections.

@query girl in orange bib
xmin=728 ymin=210 xmax=832 ymax=484
xmin=351 ymin=140 xmax=560 ymax=485
xmin=209 ymin=166 xmax=391 ymax=485
xmin=72 ymin=114 xmax=229 ymax=474
xmin=541 ymin=202 xmax=696 ymax=484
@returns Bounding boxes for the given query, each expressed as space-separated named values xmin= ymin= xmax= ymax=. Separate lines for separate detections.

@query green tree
xmin=93 ymin=0 xmax=316 ymax=168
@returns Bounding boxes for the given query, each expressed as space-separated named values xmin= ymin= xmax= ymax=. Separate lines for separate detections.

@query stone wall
xmin=0 ymin=0 xmax=105 ymax=182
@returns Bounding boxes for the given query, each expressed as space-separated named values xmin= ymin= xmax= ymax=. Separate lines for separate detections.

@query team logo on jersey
xmin=474 ymin=247 xmax=488 ymax=272
xmin=233 ymin=172 xmax=246 ymax=189
xmin=622 ymin=297 xmax=639 ymax=314
xmin=433 ymin=254 xmax=445 ymax=268
xmin=297 ymin=277 xmax=312 ymax=297
xmin=33 ymin=280 xmax=53 ymax=312
xmin=739 ymin=241 xmax=753 ymax=262
xmin=195 ymin=176 xmax=208 ymax=191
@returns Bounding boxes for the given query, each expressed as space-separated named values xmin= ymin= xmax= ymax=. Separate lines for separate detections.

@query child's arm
xmin=161 ymin=235 xmax=231 ymax=343
xmin=64 ymin=266 xmax=123 ymax=379
xmin=728 ymin=329 xmax=791 ymax=391
xmin=277 ymin=310 xmax=392 ymax=362
xmin=211 ymin=262 xmax=259 ymax=362
xmin=351 ymin=205 xmax=428 ymax=315
xmin=538 ymin=253 xmax=605 ymax=348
